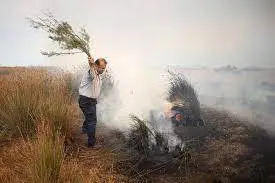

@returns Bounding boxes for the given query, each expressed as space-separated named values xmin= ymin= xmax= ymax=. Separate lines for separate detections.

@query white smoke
xmin=172 ymin=66 xmax=275 ymax=133
xmin=98 ymin=58 xmax=168 ymax=129
xmin=149 ymin=110 xmax=183 ymax=150
xmin=77 ymin=57 xmax=184 ymax=147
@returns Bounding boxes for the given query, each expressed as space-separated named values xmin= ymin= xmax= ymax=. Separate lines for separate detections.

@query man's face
xmin=97 ymin=60 xmax=106 ymax=74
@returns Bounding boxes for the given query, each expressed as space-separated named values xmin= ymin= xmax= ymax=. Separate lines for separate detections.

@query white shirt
xmin=79 ymin=66 xmax=102 ymax=99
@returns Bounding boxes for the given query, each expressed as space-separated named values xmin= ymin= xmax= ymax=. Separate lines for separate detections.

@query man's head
xmin=94 ymin=58 xmax=107 ymax=74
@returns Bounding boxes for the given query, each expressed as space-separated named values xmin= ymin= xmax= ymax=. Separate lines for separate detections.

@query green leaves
xmin=28 ymin=12 xmax=91 ymax=57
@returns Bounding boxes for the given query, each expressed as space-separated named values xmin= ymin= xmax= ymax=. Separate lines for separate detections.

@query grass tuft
xmin=128 ymin=115 xmax=153 ymax=159
xmin=167 ymin=70 xmax=201 ymax=122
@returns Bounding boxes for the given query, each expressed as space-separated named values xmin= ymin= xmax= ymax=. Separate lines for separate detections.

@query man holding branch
xmin=29 ymin=14 xmax=109 ymax=148
xmin=78 ymin=56 xmax=107 ymax=148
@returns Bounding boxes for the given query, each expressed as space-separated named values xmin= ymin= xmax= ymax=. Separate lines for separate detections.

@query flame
xmin=175 ymin=114 xmax=184 ymax=121
xmin=163 ymin=101 xmax=185 ymax=122
xmin=163 ymin=101 xmax=173 ymax=118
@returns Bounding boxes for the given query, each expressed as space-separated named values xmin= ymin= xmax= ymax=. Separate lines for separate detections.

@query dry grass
xmin=71 ymin=147 xmax=129 ymax=183
xmin=0 ymin=68 xmax=74 ymax=139
xmin=0 ymin=123 xmax=129 ymax=183
xmin=2 ymin=67 xmax=275 ymax=183
xmin=0 ymin=122 xmax=81 ymax=183
xmin=0 ymin=67 xmax=129 ymax=183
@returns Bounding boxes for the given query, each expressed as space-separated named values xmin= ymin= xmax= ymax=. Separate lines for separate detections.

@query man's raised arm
xmin=88 ymin=56 xmax=95 ymax=68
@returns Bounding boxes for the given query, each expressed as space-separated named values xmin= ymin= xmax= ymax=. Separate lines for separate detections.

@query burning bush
xmin=167 ymin=71 xmax=202 ymax=126
xmin=125 ymin=72 xmax=203 ymax=163
xmin=125 ymin=114 xmax=187 ymax=179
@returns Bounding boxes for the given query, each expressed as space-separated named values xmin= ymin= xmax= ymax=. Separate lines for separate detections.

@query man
xmin=78 ymin=56 xmax=107 ymax=148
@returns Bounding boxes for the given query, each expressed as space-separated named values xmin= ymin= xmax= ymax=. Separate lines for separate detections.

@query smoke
xmin=172 ymin=66 xmax=275 ymax=133
xmin=98 ymin=59 xmax=168 ymax=129
xmin=71 ymin=59 xmax=275 ymax=141
xmin=149 ymin=110 xmax=183 ymax=150
xmin=78 ymin=58 xmax=184 ymax=148
xmin=73 ymin=57 xmax=275 ymax=144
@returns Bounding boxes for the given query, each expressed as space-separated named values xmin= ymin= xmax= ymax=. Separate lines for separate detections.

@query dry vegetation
xmin=0 ymin=67 xmax=128 ymax=183
xmin=1 ymin=67 xmax=275 ymax=183
xmin=0 ymin=67 xmax=73 ymax=138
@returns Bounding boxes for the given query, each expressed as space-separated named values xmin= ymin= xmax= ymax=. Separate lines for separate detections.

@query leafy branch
xmin=28 ymin=12 xmax=91 ymax=57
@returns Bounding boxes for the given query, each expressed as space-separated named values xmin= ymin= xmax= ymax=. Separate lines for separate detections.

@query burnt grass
xmin=186 ymin=107 xmax=275 ymax=183
xmin=69 ymin=70 xmax=275 ymax=182
xmin=108 ymin=107 xmax=275 ymax=183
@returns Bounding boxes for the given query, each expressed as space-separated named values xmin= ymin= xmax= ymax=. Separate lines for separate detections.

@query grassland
xmin=0 ymin=67 xmax=129 ymax=183
xmin=1 ymin=66 xmax=275 ymax=183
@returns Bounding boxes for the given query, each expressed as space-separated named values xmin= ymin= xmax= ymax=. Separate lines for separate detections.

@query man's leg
xmin=81 ymin=120 xmax=87 ymax=133
xmin=79 ymin=96 xmax=89 ymax=134
xmin=86 ymin=103 xmax=97 ymax=146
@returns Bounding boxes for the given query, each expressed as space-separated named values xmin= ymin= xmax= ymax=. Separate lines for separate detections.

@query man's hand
xmin=88 ymin=56 xmax=94 ymax=63
xmin=88 ymin=56 xmax=95 ymax=67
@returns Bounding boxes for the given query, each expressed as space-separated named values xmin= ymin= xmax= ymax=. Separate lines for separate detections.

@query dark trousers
xmin=78 ymin=95 xmax=97 ymax=146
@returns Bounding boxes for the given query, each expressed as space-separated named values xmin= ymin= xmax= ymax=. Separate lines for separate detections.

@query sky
xmin=0 ymin=0 xmax=275 ymax=68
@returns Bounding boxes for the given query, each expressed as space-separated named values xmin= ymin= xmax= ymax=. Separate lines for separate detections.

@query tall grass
xmin=0 ymin=67 xmax=135 ymax=183
xmin=0 ymin=67 xmax=128 ymax=183
xmin=167 ymin=71 xmax=201 ymax=122
xmin=0 ymin=122 xmax=85 ymax=183
xmin=31 ymin=122 xmax=65 ymax=183
xmin=0 ymin=68 xmax=74 ymax=138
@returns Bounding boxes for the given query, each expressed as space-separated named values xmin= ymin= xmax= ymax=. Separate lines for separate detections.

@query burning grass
xmin=118 ymin=108 xmax=275 ymax=182
xmin=1 ymin=67 xmax=275 ymax=182
xmin=113 ymin=72 xmax=275 ymax=182
xmin=167 ymin=71 xmax=201 ymax=124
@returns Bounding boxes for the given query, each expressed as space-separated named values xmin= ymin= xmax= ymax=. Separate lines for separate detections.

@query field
xmin=1 ymin=66 xmax=275 ymax=183
xmin=0 ymin=67 xmax=129 ymax=183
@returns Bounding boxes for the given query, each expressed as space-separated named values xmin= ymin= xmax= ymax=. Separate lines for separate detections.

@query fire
xmin=163 ymin=101 xmax=173 ymax=118
xmin=163 ymin=101 xmax=185 ymax=123
xmin=175 ymin=114 xmax=184 ymax=122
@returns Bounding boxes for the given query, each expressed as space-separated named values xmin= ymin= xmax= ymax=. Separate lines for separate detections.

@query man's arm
xmin=88 ymin=56 xmax=95 ymax=68
xmin=88 ymin=56 xmax=96 ymax=80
